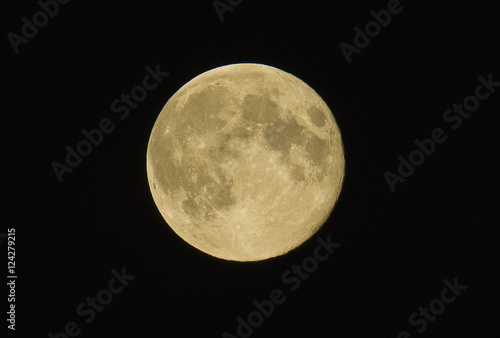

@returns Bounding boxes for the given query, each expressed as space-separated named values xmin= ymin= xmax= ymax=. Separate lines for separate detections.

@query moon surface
xmin=146 ymin=63 xmax=344 ymax=261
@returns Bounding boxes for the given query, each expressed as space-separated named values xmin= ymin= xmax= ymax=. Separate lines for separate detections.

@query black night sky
xmin=4 ymin=0 xmax=500 ymax=337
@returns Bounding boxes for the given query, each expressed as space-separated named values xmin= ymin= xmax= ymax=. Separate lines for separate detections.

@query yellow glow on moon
xmin=147 ymin=63 xmax=344 ymax=261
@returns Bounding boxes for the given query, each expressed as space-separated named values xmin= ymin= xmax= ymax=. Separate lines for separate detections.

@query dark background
xmin=3 ymin=0 xmax=500 ymax=337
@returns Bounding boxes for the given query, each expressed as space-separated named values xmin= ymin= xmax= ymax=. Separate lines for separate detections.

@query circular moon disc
xmin=147 ymin=63 xmax=344 ymax=261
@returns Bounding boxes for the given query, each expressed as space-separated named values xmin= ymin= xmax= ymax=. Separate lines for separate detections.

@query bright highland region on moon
xmin=147 ymin=63 xmax=344 ymax=261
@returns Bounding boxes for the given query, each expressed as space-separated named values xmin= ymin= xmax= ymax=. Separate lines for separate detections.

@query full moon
xmin=146 ymin=63 xmax=344 ymax=261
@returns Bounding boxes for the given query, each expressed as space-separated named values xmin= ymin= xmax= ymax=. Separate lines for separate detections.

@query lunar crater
xmin=147 ymin=63 xmax=344 ymax=261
